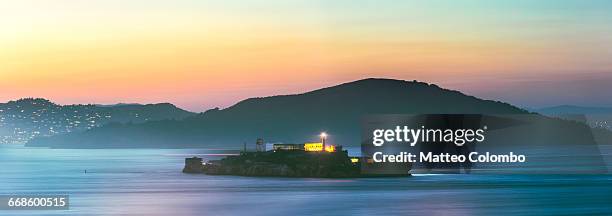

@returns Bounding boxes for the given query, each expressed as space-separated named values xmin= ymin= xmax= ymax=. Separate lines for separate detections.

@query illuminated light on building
xmin=350 ymin=158 xmax=359 ymax=163
xmin=304 ymin=142 xmax=323 ymax=151
xmin=304 ymin=142 xmax=336 ymax=152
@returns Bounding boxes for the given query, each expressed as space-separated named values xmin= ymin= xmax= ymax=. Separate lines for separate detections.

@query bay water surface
xmin=1 ymin=145 xmax=612 ymax=216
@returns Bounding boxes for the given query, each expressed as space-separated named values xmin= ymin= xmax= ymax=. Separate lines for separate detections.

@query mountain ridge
xmin=27 ymin=78 xmax=578 ymax=148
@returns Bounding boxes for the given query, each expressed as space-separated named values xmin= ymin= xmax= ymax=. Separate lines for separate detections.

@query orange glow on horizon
xmin=2 ymin=1 xmax=611 ymax=110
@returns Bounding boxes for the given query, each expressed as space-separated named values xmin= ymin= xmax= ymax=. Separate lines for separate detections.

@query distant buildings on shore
xmin=249 ymin=135 xmax=339 ymax=153
xmin=266 ymin=132 xmax=337 ymax=152
xmin=0 ymin=98 xmax=193 ymax=144
xmin=256 ymin=139 xmax=342 ymax=152
xmin=269 ymin=142 xmax=338 ymax=152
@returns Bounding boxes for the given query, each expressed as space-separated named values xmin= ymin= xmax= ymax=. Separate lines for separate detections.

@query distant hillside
xmin=0 ymin=98 xmax=195 ymax=144
xmin=94 ymin=103 xmax=143 ymax=108
xmin=27 ymin=78 xmax=534 ymax=148
xmin=536 ymin=105 xmax=612 ymax=115
xmin=535 ymin=105 xmax=612 ymax=131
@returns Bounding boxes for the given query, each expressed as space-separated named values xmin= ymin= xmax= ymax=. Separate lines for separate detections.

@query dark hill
xmin=27 ymin=78 xmax=538 ymax=148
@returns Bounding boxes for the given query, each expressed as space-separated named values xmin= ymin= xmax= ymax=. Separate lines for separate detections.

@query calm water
xmin=1 ymin=145 xmax=612 ymax=216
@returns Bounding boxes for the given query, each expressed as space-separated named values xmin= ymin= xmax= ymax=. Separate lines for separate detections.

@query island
xmin=183 ymin=138 xmax=411 ymax=178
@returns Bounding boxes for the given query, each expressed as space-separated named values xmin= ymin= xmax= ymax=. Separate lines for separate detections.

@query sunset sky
xmin=1 ymin=0 xmax=611 ymax=111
